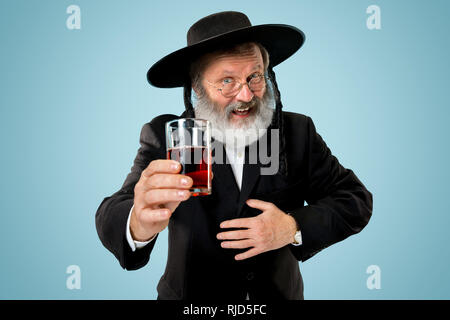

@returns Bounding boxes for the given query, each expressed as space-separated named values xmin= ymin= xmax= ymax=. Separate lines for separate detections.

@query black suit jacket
xmin=95 ymin=111 xmax=373 ymax=300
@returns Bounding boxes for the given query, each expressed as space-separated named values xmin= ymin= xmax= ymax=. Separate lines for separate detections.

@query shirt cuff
xmin=287 ymin=212 xmax=302 ymax=246
xmin=126 ymin=204 xmax=158 ymax=252
xmin=290 ymin=229 xmax=303 ymax=246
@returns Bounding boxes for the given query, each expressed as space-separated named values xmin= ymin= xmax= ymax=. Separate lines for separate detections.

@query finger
xmin=142 ymin=160 xmax=181 ymax=178
xmin=221 ymin=239 xmax=254 ymax=249
xmin=140 ymin=207 xmax=172 ymax=223
xmin=235 ymin=247 xmax=263 ymax=261
xmin=144 ymin=188 xmax=190 ymax=206
xmin=245 ymin=198 xmax=275 ymax=211
xmin=217 ymin=229 xmax=251 ymax=240
xmin=145 ymin=173 xmax=193 ymax=190
xmin=220 ymin=217 xmax=255 ymax=229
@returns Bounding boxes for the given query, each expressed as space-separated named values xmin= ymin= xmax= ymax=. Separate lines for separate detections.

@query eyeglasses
xmin=205 ymin=73 xmax=267 ymax=98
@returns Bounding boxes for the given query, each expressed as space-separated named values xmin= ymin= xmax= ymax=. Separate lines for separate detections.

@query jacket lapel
xmin=236 ymin=144 xmax=262 ymax=216
xmin=212 ymin=160 xmax=240 ymax=203
xmin=209 ymin=142 xmax=241 ymax=221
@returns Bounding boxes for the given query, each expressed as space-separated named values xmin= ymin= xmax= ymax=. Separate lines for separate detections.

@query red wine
xmin=167 ymin=146 xmax=211 ymax=196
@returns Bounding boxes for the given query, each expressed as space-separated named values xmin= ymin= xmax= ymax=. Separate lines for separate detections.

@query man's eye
xmin=249 ymin=73 xmax=263 ymax=83
xmin=222 ymin=78 xmax=233 ymax=85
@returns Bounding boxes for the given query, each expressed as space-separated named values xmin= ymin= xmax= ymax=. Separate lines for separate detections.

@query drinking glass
xmin=165 ymin=118 xmax=212 ymax=196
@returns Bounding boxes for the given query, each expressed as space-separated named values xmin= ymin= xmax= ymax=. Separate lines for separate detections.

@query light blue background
xmin=1 ymin=0 xmax=449 ymax=299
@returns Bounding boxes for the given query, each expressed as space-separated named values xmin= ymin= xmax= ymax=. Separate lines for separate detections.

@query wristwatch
xmin=288 ymin=213 xmax=302 ymax=246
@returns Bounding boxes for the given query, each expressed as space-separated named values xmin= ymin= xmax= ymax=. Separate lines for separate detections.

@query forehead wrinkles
xmin=214 ymin=50 xmax=260 ymax=63
xmin=204 ymin=48 xmax=263 ymax=75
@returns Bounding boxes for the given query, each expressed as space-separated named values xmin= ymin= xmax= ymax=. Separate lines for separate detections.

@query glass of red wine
xmin=166 ymin=118 xmax=212 ymax=196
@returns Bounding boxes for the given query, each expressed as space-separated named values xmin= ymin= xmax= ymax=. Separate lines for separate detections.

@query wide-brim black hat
xmin=147 ymin=11 xmax=305 ymax=88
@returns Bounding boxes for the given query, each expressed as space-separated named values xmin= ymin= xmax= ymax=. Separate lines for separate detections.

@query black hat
xmin=147 ymin=11 xmax=305 ymax=88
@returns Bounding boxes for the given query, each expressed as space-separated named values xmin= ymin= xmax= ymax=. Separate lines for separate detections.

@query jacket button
xmin=246 ymin=272 xmax=255 ymax=280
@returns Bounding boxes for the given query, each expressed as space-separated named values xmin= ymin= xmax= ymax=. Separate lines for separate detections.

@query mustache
xmin=223 ymin=97 xmax=259 ymax=118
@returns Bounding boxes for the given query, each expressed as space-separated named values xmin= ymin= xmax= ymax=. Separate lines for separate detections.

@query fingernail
xmin=172 ymin=162 xmax=180 ymax=170
xmin=181 ymin=177 xmax=189 ymax=186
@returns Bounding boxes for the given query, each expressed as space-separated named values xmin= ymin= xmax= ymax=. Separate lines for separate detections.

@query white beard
xmin=194 ymin=88 xmax=275 ymax=149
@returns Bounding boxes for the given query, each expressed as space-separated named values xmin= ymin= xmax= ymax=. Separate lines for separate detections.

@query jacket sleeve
xmin=95 ymin=114 xmax=177 ymax=270
xmin=288 ymin=116 xmax=373 ymax=262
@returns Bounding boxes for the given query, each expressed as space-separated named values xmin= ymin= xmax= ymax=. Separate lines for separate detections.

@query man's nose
xmin=235 ymin=83 xmax=254 ymax=102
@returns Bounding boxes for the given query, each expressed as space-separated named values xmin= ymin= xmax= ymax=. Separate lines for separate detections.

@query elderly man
xmin=95 ymin=11 xmax=373 ymax=300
